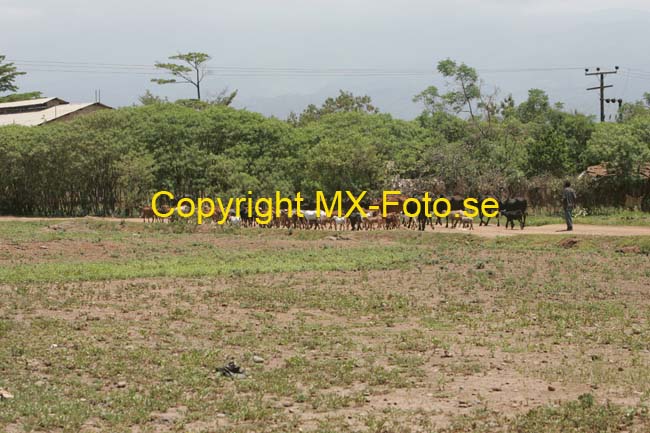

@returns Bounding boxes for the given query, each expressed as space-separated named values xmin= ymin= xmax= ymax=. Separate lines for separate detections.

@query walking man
xmin=562 ymin=180 xmax=577 ymax=231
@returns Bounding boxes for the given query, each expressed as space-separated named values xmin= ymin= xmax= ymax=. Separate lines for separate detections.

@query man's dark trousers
xmin=564 ymin=207 xmax=573 ymax=230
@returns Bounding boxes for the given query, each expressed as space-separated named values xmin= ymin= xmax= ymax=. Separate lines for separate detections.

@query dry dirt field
xmin=1 ymin=218 xmax=650 ymax=432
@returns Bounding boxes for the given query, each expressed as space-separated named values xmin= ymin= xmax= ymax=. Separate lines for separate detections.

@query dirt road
xmin=462 ymin=223 xmax=650 ymax=238
xmin=1 ymin=216 xmax=650 ymax=237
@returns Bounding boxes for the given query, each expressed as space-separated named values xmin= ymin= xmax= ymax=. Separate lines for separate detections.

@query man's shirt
xmin=563 ymin=187 xmax=576 ymax=209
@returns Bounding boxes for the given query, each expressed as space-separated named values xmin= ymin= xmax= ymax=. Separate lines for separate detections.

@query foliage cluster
xmin=1 ymin=58 xmax=650 ymax=215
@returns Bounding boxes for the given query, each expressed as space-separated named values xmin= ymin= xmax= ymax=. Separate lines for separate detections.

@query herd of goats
xmin=141 ymin=195 xmax=529 ymax=231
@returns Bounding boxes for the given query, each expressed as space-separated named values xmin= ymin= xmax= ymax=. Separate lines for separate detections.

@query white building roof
xmin=0 ymin=103 xmax=102 ymax=126
xmin=0 ymin=97 xmax=64 ymax=110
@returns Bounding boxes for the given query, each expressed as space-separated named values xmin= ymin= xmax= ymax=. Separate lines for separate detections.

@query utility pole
xmin=585 ymin=66 xmax=618 ymax=122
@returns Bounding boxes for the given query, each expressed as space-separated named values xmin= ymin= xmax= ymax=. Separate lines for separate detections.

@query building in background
xmin=0 ymin=97 xmax=111 ymax=126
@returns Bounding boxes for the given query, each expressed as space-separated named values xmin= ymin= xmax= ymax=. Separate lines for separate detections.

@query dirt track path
xmin=464 ymin=223 xmax=650 ymax=238
xmin=1 ymin=216 xmax=650 ymax=237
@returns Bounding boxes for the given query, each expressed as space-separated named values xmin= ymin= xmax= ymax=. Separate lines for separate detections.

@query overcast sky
xmin=2 ymin=0 xmax=650 ymax=119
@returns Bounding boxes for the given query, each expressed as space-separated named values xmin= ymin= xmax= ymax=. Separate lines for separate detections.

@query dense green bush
xmin=1 ymin=98 xmax=649 ymax=216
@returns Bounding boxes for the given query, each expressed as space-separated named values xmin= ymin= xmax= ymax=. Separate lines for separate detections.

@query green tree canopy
xmin=517 ymin=89 xmax=551 ymax=123
xmin=297 ymin=90 xmax=379 ymax=124
xmin=138 ymin=90 xmax=168 ymax=106
xmin=413 ymin=86 xmax=443 ymax=114
xmin=583 ymin=122 xmax=650 ymax=181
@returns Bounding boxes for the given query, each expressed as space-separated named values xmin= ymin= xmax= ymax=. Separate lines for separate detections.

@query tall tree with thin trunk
xmin=437 ymin=58 xmax=481 ymax=120
xmin=152 ymin=52 xmax=210 ymax=100
xmin=437 ymin=58 xmax=487 ymax=138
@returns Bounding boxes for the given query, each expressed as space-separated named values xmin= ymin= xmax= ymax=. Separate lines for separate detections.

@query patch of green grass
xmin=0 ymin=244 xmax=425 ymax=284
xmin=512 ymin=394 xmax=643 ymax=433
xmin=0 ymin=219 xmax=137 ymax=242
xmin=528 ymin=209 xmax=650 ymax=227
xmin=442 ymin=395 xmax=648 ymax=432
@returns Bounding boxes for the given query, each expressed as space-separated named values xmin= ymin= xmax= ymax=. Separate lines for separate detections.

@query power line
xmin=15 ymin=68 xmax=431 ymax=77
xmin=9 ymin=59 xmax=595 ymax=77
xmin=10 ymin=60 xmax=155 ymax=69
xmin=478 ymin=66 xmax=586 ymax=73
xmin=619 ymin=70 xmax=650 ymax=83
xmin=12 ymin=58 xmax=648 ymax=107
xmin=625 ymin=71 xmax=650 ymax=79
xmin=626 ymin=67 xmax=650 ymax=75
xmin=14 ymin=68 xmax=162 ymax=76
xmin=621 ymin=68 xmax=631 ymax=100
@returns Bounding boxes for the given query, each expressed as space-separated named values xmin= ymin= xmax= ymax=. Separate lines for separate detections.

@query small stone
xmin=564 ymin=332 xmax=573 ymax=338
xmin=547 ymin=385 xmax=556 ymax=392
xmin=116 ymin=381 xmax=127 ymax=388
xmin=252 ymin=355 xmax=265 ymax=364
xmin=216 ymin=413 xmax=226 ymax=418
xmin=282 ymin=401 xmax=293 ymax=407
xmin=490 ymin=387 xmax=502 ymax=392
xmin=632 ymin=327 xmax=642 ymax=335
xmin=0 ymin=388 xmax=14 ymax=399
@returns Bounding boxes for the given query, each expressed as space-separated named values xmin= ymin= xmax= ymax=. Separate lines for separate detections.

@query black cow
xmin=478 ymin=194 xmax=501 ymax=226
xmin=349 ymin=211 xmax=363 ymax=231
xmin=502 ymin=210 xmax=525 ymax=229
xmin=433 ymin=195 xmax=447 ymax=226
xmin=240 ymin=205 xmax=254 ymax=227
xmin=404 ymin=199 xmax=419 ymax=229
xmin=416 ymin=196 xmax=432 ymax=231
xmin=500 ymin=198 xmax=527 ymax=229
